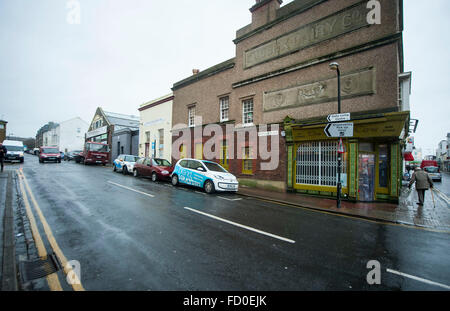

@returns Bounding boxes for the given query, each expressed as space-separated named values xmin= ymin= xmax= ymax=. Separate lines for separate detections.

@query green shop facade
xmin=283 ymin=111 xmax=410 ymax=203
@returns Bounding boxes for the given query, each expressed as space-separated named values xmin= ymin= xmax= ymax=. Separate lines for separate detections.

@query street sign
xmin=327 ymin=113 xmax=351 ymax=123
xmin=324 ymin=122 xmax=354 ymax=137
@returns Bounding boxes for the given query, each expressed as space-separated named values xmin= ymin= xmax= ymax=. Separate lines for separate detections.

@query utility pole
xmin=330 ymin=62 xmax=342 ymax=209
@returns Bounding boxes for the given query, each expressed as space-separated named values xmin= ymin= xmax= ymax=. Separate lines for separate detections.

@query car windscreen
xmin=424 ymin=167 xmax=438 ymax=173
xmin=203 ymin=161 xmax=227 ymax=172
xmin=153 ymin=159 xmax=171 ymax=166
xmin=87 ymin=143 xmax=108 ymax=152
xmin=5 ymin=146 xmax=24 ymax=151
xmin=125 ymin=156 xmax=139 ymax=162
xmin=42 ymin=148 xmax=58 ymax=153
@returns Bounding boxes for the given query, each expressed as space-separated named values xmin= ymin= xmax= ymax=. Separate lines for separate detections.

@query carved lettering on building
xmin=263 ymin=68 xmax=375 ymax=112
xmin=244 ymin=3 xmax=369 ymax=68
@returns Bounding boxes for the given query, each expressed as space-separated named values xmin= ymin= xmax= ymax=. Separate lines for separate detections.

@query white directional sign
xmin=327 ymin=113 xmax=351 ymax=122
xmin=324 ymin=122 xmax=354 ymax=137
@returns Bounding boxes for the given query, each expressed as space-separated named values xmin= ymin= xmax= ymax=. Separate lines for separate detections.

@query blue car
xmin=113 ymin=154 xmax=140 ymax=175
xmin=171 ymin=158 xmax=238 ymax=194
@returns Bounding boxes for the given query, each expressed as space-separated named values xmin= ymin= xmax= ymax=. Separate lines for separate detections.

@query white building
xmin=138 ymin=93 xmax=173 ymax=160
xmin=42 ymin=117 xmax=89 ymax=152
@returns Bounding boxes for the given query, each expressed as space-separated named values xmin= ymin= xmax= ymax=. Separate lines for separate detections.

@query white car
xmin=113 ymin=154 xmax=140 ymax=175
xmin=171 ymin=158 xmax=239 ymax=194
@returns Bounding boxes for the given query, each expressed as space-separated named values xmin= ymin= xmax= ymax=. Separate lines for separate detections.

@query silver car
xmin=423 ymin=166 xmax=442 ymax=182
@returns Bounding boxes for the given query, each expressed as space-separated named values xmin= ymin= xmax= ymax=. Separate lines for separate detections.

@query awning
xmin=404 ymin=152 xmax=414 ymax=161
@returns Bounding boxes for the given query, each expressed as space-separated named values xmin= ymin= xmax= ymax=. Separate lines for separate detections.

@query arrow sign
xmin=327 ymin=113 xmax=351 ymax=123
xmin=324 ymin=122 xmax=354 ymax=137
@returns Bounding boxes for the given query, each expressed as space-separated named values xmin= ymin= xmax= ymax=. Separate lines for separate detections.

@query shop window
xmin=378 ymin=144 xmax=389 ymax=188
xmin=359 ymin=142 xmax=374 ymax=152
xmin=242 ymin=146 xmax=253 ymax=175
xmin=296 ymin=141 xmax=347 ymax=186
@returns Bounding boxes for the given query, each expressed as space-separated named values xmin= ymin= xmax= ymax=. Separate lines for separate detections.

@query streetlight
xmin=330 ymin=62 xmax=342 ymax=209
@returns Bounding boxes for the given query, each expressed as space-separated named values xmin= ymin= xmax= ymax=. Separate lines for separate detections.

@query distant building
xmin=36 ymin=122 xmax=59 ymax=148
xmin=437 ymin=139 xmax=447 ymax=170
xmin=0 ymin=120 xmax=7 ymax=143
xmin=138 ymin=93 xmax=173 ymax=160
xmin=86 ymin=107 xmax=140 ymax=162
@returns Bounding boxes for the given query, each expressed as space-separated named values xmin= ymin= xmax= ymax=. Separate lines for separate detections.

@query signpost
xmin=324 ymin=122 xmax=354 ymax=138
xmin=327 ymin=113 xmax=351 ymax=123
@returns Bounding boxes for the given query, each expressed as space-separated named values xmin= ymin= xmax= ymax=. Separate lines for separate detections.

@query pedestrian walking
xmin=409 ymin=167 xmax=434 ymax=206
xmin=0 ymin=143 xmax=7 ymax=173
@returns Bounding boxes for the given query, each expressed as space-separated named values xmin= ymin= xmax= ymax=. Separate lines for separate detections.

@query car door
xmin=187 ymin=160 xmax=207 ymax=188
xmin=143 ymin=158 xmax=152 ymax=177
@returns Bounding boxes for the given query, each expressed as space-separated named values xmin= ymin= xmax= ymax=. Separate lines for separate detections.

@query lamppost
xmin=330 ymin=62 xmax=342 ymax=209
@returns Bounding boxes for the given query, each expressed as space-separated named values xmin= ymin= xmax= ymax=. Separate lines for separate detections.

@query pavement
xmin=237 ymin=178 xmax=450 ymax=232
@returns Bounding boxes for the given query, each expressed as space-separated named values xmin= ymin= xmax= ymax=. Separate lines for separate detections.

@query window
xmin=220 ymin=140 xmax=229 ymax=170
xmin=195 ymin=143 xmax=203 ymax=160
xmin=220 ymin=97 xmax=229 ymax=122
xmin=180 ymin=160 xmax=189 ymax=168
xmin=242 ymin=146 xmax=253 ymax=175
xmin=242 ymin=99 xmax=254 ymax=125
xmin=188 ymin=106 xmax=196 ymax=127
xmin=378 ymin=144 xmax=389 ymax=188
xmin=158 ymin=129 xmax=164 ymax=157
xmin=296 ymin=141 xmax=347 ymax=186
xmin=145 ymin=131 xmax=150 ymax=143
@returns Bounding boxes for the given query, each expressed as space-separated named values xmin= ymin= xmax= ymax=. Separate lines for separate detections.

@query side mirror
xmin=197 ymin=167 xmax=205 ymax=172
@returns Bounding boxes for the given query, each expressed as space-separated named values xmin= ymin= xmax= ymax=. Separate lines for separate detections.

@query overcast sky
xmin=0 ymin=0 xmax=449 ymax=155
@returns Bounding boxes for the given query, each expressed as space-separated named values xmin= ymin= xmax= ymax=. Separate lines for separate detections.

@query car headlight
xmin=214 ymin=175 xmax=225 ymax=180
xmin=162 ymin=170 xmax=169 ymax=174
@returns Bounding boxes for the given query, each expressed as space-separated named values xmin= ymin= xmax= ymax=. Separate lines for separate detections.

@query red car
xmin=39 ymin=146 xmax=61 ymax=163
xmin=133 ymin=157 xmax=173 ymax=182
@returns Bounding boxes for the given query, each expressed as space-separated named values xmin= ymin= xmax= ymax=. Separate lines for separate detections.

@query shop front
xmin=284 ymin=111 xmax=410 ymax=203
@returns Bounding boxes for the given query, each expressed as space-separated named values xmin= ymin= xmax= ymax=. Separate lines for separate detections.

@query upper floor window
xmin=220 ymin=96 xmax=229 ymax=122
xmin=242 ymin=99 xmax=254 ymax=126
xmin=188 ymin=106 xmax=196 ymax=127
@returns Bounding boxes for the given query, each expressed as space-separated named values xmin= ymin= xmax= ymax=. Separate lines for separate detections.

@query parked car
xmin=33 ymin=148 xmax=39 ymax=155
xmin=65 ymin=150 xmax=82 ymax=161
xmin=171 ymin=158 xmax=238 ymax=194
xmin=133 ymin=157 xmax=173 ymax=181
xmin=113 ymin=154 xmax=140 ymax=175
xmin=77 ymin=141 xmax=109 ymax=165
xmin=2 ymin=140 xmax=24 ymax=163
xmin=420 ymin=160 xmax=438 ymax=169
xmin=423 ymin=166 xmax=442 ymax=182
xmin=39 ymin=146 xmax=61 ymax=163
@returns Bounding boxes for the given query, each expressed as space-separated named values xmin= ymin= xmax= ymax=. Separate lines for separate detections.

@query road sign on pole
xmin=324 ymin=122 xmax=354 ymax=138
xmin=327 ymin=113 xmax=351 ymax=123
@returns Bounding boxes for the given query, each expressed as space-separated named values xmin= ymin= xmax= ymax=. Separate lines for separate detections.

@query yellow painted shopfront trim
xmin=374 ymin=144 xmax=389 ymax=195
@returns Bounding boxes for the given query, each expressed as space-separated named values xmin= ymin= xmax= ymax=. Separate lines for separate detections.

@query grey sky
xmin=0 ymin=0 xmax=449 ymax=156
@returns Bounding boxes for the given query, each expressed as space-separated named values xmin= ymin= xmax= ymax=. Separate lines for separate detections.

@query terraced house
xmin=172 ymin=0 xmax=411 ymax=203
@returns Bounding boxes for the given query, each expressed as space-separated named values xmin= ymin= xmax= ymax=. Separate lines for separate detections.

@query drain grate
xmin=20 ymin=253 xmax=62 ymax=283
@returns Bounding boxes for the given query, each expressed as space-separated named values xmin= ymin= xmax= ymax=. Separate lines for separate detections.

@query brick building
xmin=172 ymin=0 xmax=410 ymax=202
xmin=0 ymin=120 xmax=7 ymax=143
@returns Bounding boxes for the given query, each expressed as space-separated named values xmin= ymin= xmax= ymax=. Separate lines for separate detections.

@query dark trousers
xmin=0 ymin=158 xmax=4 ymax=172
xmin=417 ymin=189 xmax=426 ymax=205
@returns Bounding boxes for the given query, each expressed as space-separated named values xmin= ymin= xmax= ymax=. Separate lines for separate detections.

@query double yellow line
xmin=17 ymin=169 xmax=85 ymax=291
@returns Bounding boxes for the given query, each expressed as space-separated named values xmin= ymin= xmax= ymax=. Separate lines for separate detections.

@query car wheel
xmin=113 ymin=165 xmax=117 ymax=172
xmin=152 ymin=172 xmax=158 ymax=182
xmin=171 ymin=174 xmax=179 ymax=186
xmin=133 ymin=169 xmax=139 ymax=177
xmin=123 ymin=166 xmax=128 ymax=175
xmin=204 ymin=180 xmax=215 ymax=194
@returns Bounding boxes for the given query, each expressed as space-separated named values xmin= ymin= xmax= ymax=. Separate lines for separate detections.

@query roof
xmin=103 ymin=111 xmax=140 ymax=129
xmin=139 ymin=93 xmax=174 ymax=111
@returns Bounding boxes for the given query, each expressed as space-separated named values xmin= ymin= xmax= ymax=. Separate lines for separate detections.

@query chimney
xmin=192 ymin=69 xmax=200 ymax=75
xmin=250 ymin=0 xmax=282 ymax=29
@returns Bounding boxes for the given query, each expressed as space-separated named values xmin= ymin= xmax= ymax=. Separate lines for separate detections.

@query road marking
xmin=195 ymin=191 xmax=206 ymax=195
xmin=433 ymin=188 xmax=450 ymax=206
xmin=218 ymin=196 xmax=242 ymax=201
xmin=107 ymin=181 xmax=155 ymax=198
xmin=19 ymin=170 xmax=85 ymax=291
xmin=184 ymin=207 xmax=295 ymax=244
xmin=386 ymin=268 xmax=450 ymax=290
xmin=17 ymin=171 xmax=63 ymax=291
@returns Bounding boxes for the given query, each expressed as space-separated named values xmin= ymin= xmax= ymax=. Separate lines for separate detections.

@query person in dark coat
xmin=409 ymin=167 xmax=434 ymax=205
xmin=0 ymin=143 xmax=7 ymax=172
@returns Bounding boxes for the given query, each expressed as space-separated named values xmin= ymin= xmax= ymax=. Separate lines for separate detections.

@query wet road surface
xmin=12 ymin=154 xmax=450 ymax=290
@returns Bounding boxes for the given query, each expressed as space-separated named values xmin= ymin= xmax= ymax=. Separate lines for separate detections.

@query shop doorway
xmin=358 ymin=153 xmax=375 ymax=201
